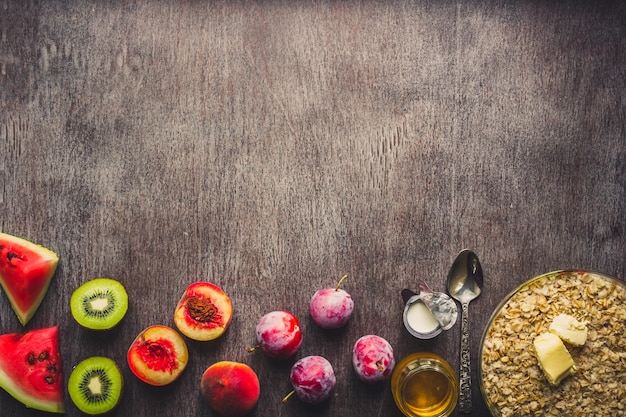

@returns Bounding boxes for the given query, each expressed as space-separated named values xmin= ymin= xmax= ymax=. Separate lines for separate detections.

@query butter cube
xmin=549 ymin=314 xmax=588 ymax=346
xmin=533 ymin=332 xmax=577 ymax=386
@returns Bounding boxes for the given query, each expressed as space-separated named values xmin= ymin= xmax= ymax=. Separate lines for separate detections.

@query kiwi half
xmin=68 ymin=356 xmax=123 ymax=415
xmin=70 ymin=278 xmax=128 ymax=330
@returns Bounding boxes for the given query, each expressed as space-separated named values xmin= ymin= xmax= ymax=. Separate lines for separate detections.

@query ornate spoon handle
xmin=459 ymin=302 xmax=472 ymax=413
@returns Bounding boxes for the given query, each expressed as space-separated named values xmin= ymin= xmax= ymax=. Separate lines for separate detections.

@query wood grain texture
xmin=1 ymin=1 xmax=625 ymax=416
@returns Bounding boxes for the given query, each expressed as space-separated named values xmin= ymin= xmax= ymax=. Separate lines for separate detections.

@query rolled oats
xmin=481 ymin=271 xmax=626 ymax=417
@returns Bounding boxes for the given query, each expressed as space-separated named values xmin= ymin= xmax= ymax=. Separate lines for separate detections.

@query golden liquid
xmin=402 ymin=369 xmax=453 ymax=417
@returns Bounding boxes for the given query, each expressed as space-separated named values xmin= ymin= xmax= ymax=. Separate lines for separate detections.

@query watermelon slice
xmin=0 ymin=326 xmax=65 ymax=413
xmin=0 ymin=233 xmax=59 ymax=325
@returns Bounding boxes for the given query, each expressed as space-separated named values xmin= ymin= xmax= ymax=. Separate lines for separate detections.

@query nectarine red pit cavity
xmin=138 ymin=339 xmax=178 ymax=372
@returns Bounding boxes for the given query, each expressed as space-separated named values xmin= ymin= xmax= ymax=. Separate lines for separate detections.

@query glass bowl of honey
xmin=391 ymin=352 xmax=458 ymax=417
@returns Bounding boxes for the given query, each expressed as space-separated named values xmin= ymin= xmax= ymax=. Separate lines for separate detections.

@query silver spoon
xmin=446 ymin=249 xmax=483 ymax=414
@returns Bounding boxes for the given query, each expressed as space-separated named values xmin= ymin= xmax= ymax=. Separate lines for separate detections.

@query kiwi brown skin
xmin=68 ymin=356 xmax=123 ymax=415
xmin=70 ymin=278 xmax=129 ymax=331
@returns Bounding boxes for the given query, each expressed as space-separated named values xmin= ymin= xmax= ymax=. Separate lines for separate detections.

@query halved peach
xmin=174 ymin=282 xmax=233 ymax=341
xmin=201 ymin=361 xmax=260 ymax=417
xmin=127 ymin=325 xmax=188 ymax=386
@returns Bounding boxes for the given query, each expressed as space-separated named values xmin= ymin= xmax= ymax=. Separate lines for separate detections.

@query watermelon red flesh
xmin=0 ymin=326 xmax=65 ymax=413
xmin=0 ymin=233 xmax=59 ymax=325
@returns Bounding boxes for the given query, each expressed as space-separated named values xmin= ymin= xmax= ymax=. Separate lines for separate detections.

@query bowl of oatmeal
xmin=479 ymin=270 xmax=626 ymax=417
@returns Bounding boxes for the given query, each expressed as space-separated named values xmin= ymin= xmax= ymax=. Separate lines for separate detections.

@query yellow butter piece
xmin=549 ymin=314 xmax=588 ymax=346
xmin=533 ymin=332 xmax=577 ymax=386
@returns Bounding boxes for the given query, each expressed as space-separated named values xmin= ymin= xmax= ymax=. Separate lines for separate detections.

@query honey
xmin=391 ymin=352 xmax=458 ymax=417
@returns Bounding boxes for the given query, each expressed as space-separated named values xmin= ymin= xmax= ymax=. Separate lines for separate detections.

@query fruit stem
xmin=245 ymin=345 xmax=259 ymax=353
xmin=282 ymin=390 xmax=296 ymax=403
xmin=335 ymin=274 xmax=349 ymax=291
xmin=376 ymin=361 xmax=384 ymax=373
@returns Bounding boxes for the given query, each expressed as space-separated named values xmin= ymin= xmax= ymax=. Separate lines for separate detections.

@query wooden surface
xmin=2 ymin=1 xmax=625 ymax=416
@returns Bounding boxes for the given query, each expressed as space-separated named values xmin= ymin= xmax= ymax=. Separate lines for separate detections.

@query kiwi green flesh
xmin=70 ymin=278 xmax=128 ymax=330
xmin=68 ymin=356 xmax=123 ymax=415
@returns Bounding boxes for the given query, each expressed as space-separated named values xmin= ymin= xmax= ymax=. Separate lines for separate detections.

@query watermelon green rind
xmin=0 ymin=367 xmax=65 ymax=413
xmin=0 ymin=233 xmax=59 ymax=326
xmin=0 ymin=326 xmax=65 ymax=413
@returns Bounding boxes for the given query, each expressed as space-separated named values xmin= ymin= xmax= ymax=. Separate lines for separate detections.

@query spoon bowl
xmin=446 ymin=249 xmax=483 ymax=414
xmin=447 ymin=250 xmax=483 ymax=304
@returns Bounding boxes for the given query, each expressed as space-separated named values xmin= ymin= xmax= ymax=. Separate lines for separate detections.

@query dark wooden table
xmin=2 ymin=1 xmax=625 ymax=416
